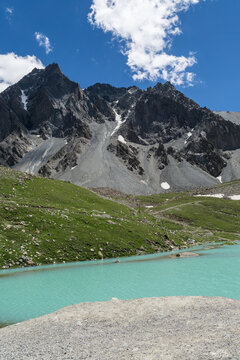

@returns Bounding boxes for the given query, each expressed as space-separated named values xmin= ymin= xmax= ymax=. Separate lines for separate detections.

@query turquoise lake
xmin=0 ymin=243 xmax=240 ymax=326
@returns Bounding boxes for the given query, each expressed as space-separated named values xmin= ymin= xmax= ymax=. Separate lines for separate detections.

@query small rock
xmin=175 ymin=252 xmax=199 ymax=258
xmin=107 ymin=220 xmax=117 ymax=225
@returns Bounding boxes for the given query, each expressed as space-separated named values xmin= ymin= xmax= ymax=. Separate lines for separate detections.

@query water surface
xmin=0 ymin=244 xmax=240 ymax=325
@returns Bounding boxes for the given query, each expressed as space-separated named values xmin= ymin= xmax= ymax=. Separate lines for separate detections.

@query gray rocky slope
xmin=0 ymin=63 xmax=240 ymax=194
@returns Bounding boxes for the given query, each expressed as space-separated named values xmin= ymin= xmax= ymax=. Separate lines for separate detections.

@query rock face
xmin=0 ymin=64 xmax=93 ymax=168
xmin=214 ymin=111 xmax=240 ymax=125
xmin=0 ymin=63 xmax=240 ymax=194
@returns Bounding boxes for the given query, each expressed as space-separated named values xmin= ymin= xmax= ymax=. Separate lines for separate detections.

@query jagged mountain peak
xmin=153 ymin=81 xmax=175 ymax=91
xmin=1 ymin=63 xmax=240 ymax=194
xmin=85 ymin=83 xmax=128 ymax=103
xmin=45 ymin=62 xmax=62 ymax=74
xmin=1 ymin=62 xmax=79 ymax=103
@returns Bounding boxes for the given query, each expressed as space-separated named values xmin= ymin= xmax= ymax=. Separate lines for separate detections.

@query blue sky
xmin=0 ymin=0 xmax=239 ymax=111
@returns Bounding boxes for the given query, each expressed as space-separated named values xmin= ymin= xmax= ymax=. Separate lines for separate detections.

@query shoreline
xmin=1 ymin=296 xmax=240 ymax=359
xmin=0 ymin=240 xmax=232 ymax=272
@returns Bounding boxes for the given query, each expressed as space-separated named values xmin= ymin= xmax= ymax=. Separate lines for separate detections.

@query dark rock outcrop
xmin=154 ymin=142 xmax=169 ymax=170
xmin=0 ymin=64 xmax=94 ymax=166
xmin=107 ymin=142 xmax=144 ymax=175
xmin=183 ymin=136 xmax=227 ymax=177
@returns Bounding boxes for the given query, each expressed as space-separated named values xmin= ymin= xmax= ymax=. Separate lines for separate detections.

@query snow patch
xmin=229 ymin=195 xmax=240 ymax=200
xmin=111 ymin=109 xmax=126 ymax=136
xmin=184 ymin=131 xmax=193 ymax=144
xmin=161 ymin=182 xmax=170 ymax=190
xmin=128 ymin=87 xmax=137 ymax=95
xmin=195 ymin=194 xmax=224 ymax=199
xmin=21 ymin=90 xmax=28 ymax=111
xmin=195 ymin=193 xmax=240 ymax=200
xmin=217 ymin=176 xmax=222 ymax=183
xmin=141 ymin=180 xmax=148 ymax=186
xmin=145 ymin=205 xmax=154 ymax=209
xmin=118 ymin=135 xmax=126 ymax=144
xmin=71 ymin=166 xmax=77 ymax=170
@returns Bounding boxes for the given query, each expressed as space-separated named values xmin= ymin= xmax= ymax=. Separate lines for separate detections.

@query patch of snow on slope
xmin=145 ymin=205 xmax=153 ymax=209
xmin=118 ymin=135 xmax=126 ymax=144
xmin=184 ymin=131 xmax=193 ymax=144
xmin=128 ymin=87 xmax=137 ymax=94
xmin=195 ymin=194 xmax=240 ymax=200
xmin=229 ymin=195 xmax=240 ymax=200
xmin=217 ymin=176 xmax=222 ymax=183
xmin=141 ymin=180 xmax=148 ymax=185
xmin=21 ymin=90 xmax=28 ymax=111
xmin=195 ymin=194 xmax=224 ymax=199
xmin=161 ymin=182 xmax=170 ymax=190
xmin=111 ymin=109 xmax=126 ymax=136
xmin=71 ymin=166 xmax=77 ymax=170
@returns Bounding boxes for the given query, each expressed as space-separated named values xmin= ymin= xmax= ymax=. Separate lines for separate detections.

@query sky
xmin=0 ymin=0 xmax=239 ymax=111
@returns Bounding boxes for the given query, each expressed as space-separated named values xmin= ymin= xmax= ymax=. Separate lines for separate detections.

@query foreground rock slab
xmin=1 ymin=297 xmax=240 ymax=360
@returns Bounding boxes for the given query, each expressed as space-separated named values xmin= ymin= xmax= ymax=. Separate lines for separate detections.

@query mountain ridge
xmin=0 ymin=63 xmax=240 ymax=194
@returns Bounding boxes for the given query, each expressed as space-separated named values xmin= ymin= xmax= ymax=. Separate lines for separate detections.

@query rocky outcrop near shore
xmin=1 ymin=297 xmax=240 ymax=359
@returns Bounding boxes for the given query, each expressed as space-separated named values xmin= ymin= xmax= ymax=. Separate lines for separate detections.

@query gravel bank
xmin=0 ymin=297 xmax=240 ymax=359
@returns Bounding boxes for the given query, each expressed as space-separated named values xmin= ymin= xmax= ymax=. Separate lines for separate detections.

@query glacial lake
xmin=0 ymin=243 xmax=240 ymax=326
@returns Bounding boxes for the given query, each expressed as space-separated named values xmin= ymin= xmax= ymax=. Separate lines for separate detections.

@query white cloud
xmin=89 ymin=0 xmax=202 ymax=85
xmin=0 ymin=53 xmax=44 ymax=92
xmin=35 ymin=32 xmax=53 ymax=54
xmin=5 ymin=7 xmax=14 ymax=22
xmin=5 ymin=7 xmax=14 ymax=15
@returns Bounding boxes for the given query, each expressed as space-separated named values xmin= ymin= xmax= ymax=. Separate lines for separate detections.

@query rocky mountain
xmin=214 ymin=111 xmax=240 ymax=125
xmin=0 ymin=63 xmax=240 ymax=195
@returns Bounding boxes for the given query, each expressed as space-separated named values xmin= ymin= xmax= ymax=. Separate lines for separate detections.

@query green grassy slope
xmin=0 ymin=167 xmax=181 ymax=269
xmin=137 ymin=184 xmax=240 ymax=245
xmin=0 ymin=166 xmax=240 ymax=269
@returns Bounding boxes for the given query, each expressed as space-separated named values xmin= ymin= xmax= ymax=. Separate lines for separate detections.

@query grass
xmin=0 ymin=167 xmax=178 ymax=269
xmin=137 ymin=185 xmax=240 ymax=245
xmin=0 ymin=166 xmax=240 ymax=269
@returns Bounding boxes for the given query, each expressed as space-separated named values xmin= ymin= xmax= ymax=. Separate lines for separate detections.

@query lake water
xmin=0 ymin=243 xmax=240 ymax=326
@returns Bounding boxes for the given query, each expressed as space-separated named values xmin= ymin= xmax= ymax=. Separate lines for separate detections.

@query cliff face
xmin=0 ymin=63 xmax=239 ymax=194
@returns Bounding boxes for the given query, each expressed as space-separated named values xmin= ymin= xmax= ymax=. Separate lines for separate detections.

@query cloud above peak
xmin=5 ymin=7 xmax=13 ymax=14
xmin=35 ymin=32 xmax=53 ymax=54
xmin=5 ymin=6 xmax=14 ymax=22
xmin=0 ymin=53 xmax=44 ymax=92
xmin=89 ymin=0 xmax=201 ymax=86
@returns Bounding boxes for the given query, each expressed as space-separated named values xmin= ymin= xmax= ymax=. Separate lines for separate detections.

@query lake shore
xmin=1 ymin=296 xmax=240 ymax=359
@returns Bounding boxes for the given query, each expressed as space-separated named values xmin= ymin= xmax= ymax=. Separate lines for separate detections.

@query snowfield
xmin=161 ymin=182 xmax=170 ymax=190
xmin=21 ymin=90 xmax=28 ymax=111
